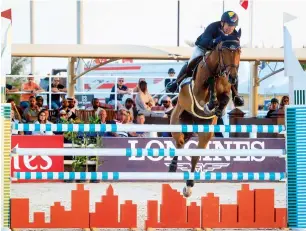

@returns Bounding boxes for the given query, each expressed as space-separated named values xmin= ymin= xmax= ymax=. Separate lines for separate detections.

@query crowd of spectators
xmin=265 ymin=96 xmax=289 ymax=118
xmin=6 ymin=70 xmax=289 ymax=139
xmin=7 ymin=72 xmax=177 ymax=138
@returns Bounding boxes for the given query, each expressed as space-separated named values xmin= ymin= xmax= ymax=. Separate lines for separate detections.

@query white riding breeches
xmin=188 ymin=46 xmax=205 ymax=65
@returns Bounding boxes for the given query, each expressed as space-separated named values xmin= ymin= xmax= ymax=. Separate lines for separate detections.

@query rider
xmin=166 ymin=11 xmax=244 ymax=107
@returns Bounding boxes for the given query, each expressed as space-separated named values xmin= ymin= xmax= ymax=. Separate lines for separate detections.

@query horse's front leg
xmin=203 ymin=77 xmax=218 ymax=116
xmin=215 ymin=92 xmax=230 ymax=117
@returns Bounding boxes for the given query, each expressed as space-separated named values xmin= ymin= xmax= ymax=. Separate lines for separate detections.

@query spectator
xmin=59 ymin=99 xmax=69 ymax=112
xmin=133 ymin=78 xmax=146 ymax=99
xmin=279 ymin=96 xmax=289 ymax=109
xmin=124 ymin=98 xmax=137 ymax=120
xmin=47 ymin=77 xmax=67 ymax=110
xmin=126 ymin=110 xmax=134 ymax=124
xmin=67 ymin=97 xmax=78 ymax=121
xmin=165 ymin=68 xmax=176 ymax=91
xmin=266 ymin=98 xmax=279 ymax=118
xmin=108 ymin=78 xmax=131 ymax=108
xmin=86 ymin=98 xmax=103 ymax=117
xmin=32 ymin=110 xmax=53 ymax=135
xmin=135 ymin=80 xmax=155 ymax=115
xmin=6 ymin=83 xmax=18 ymax=93
xmin=7 ymin=98 xmax=22 ymax=122
xmin=20 ymin=74 xmax=43 ymax=109
xmin=135 ymin=113 xmax=150 ymax=137
xmin=161 ymin=96 xmax=174 ymax=115
xmin=8 ymin=98 xmax=23 ymax=135
xmin=36 ymin=96 xmax=45 ymax=110
xmin=23 ymin=96 xmax=40 ymax=123
xmin=58 ymin=110 xmax=68 ymax=123
xmin=109 ymin=109 xmax=129 ymax=137
xmin=98 ymin=108 xmax=116 ymax=137
xmin=99 ymin=108 xmax=108 ymax=124
xmin=153 ymin=96 xmax=160 ymax=106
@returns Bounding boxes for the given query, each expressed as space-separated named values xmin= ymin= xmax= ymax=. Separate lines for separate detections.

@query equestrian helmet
xmin=221 ymin=11 xmax=239 ymax=26
xmin=168 ymin=68 xmax=175 ymax=74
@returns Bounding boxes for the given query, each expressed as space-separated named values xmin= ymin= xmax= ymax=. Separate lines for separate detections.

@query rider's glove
xmin=212 ymin=36 xmax=222 ymax=46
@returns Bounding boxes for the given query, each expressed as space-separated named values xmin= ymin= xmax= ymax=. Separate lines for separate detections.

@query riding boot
xmin=166 ymin=62 xmax=188 ymax=93
xmin=231 ymin=79 xmax=244 ymax=107
xmin=166 ymin=56 xmax=202 ymax=93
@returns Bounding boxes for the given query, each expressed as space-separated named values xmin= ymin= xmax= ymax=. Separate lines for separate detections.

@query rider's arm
xmin=195 ymin=22 xmax=218 ymax=49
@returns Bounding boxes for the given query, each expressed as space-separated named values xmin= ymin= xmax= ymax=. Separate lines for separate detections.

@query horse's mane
xmin=220 ymin=35 xmax=241 ymax=50
xmin=218 ymin=29 xmax=241 ymax=50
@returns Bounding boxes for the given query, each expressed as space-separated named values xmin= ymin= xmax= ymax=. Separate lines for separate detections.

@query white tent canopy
xmin=12 ymin=44 xmax=306 ymax=61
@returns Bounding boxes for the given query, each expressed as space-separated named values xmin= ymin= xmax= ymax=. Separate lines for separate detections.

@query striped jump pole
xmin=286 ymin=105 xmax=306 ymax=228
xmin=11 ymin=147 xmax=286 ymax=157
xmin=12 ymin=123 xmax=286 ymax=133
xmin=1 ymin=104 xmax=11 ymax=230
xmin=13 ymin=172 xmax=286 ymax=181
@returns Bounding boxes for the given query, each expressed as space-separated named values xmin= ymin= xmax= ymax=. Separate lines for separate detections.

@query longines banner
xmin=98 ymin=138 xmax=286 ymax=173
xmin=11 ymin=135 xmax=64 ymax=183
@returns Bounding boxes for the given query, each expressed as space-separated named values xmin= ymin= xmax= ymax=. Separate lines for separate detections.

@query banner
xmin=98 ymin=138 xmax=286 ymax=173
xmin=11 ymin=135 xmax=64 ymax=183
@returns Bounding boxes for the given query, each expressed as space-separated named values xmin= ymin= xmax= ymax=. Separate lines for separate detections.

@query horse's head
xmin=214 ymin=29 xmax=241 ymax=85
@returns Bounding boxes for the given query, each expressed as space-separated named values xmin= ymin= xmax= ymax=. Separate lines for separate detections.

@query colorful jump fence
xmin=10 ymin=184 xmax=287 ymax=229
xmin=12 ymin=123 xmax=286 ymax=133
xmin=1 ymin=104 xmax=306 ymax=230
xmin=13 ymin=171 xmax=286 ymax=181
xmin=12 ymin=147 xmax=286 ymax=157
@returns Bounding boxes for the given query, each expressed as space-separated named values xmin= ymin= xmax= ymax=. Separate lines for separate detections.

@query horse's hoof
xmin=203 ymin=104 xmax=216 ymax=116
xmin=183 ymin=186 xmax=193 ymax=197
xmin=215 ymin=108 xmax=225 ymax=117
xmin=233 ymin=96 xmax=244 ymax=107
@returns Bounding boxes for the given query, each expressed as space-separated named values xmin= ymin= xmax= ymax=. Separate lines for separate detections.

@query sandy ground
xmin=10 ymin=182 xmax=286 ymax=231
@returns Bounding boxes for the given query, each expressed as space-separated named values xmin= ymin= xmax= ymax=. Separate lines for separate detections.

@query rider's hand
xmin=212 ymin=36 xmax=222 ymax=45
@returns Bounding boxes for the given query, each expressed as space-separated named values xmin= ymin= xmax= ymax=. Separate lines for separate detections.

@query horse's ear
xmin=237 ymin=28 xmax=242 ymax=39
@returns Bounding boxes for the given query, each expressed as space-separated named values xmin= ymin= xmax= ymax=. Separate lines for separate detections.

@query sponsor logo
xmin=126 ymin=139 xmax=266 ymax=172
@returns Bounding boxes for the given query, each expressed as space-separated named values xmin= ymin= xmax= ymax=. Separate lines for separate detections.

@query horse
xmin=168 ymin=29 xmax=242 ymax=197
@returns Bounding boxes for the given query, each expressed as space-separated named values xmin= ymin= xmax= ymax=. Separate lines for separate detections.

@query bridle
xmin=203 ymin=40 xmax=241 ymax=84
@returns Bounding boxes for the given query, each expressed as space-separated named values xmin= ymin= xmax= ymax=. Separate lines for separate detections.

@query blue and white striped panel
xmin=14 ymin=172 xmax=286 ymax=181
xmin=12 ymin=123 xmax=286 ymax=133
xmin=286 ymin=106 xmax=306 ymax=229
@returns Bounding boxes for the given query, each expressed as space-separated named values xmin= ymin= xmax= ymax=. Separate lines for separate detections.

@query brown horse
xmin=169 ymin=31 xmax=242 ymax=197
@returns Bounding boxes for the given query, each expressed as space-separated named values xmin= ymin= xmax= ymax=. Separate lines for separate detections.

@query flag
xmin=240 ymin=0 xmax=248 ymax=10
xmin=1 ymin=8 xmax=12 ymax=21
xmin=1 ymin=8 xmax=12 ymax=76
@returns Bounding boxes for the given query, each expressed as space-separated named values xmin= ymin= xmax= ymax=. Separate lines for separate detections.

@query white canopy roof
xmin=12 ymin=44 xmax=306 ymax=61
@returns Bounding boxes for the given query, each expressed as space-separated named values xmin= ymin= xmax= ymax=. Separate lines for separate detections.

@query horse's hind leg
xmin=183 ymin=117 xmax=218 ymax=197
xmin=169 ymin=103 xmax=185 ymax=172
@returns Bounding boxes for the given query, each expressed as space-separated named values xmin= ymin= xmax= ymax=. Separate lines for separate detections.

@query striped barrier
xmin=11 ymin=147 xmax=286 ymax=157
xmin=2 ymin=104 xmax=306 ymax=230
xmin=12 ymin=123 xmax=286 ymax=133
xmin=13 ymin=171 xmax=286 ymax=181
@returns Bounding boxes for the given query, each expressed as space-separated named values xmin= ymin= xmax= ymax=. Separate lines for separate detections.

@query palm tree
xmin=6 ymin=57 xmax=30 ymax=103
